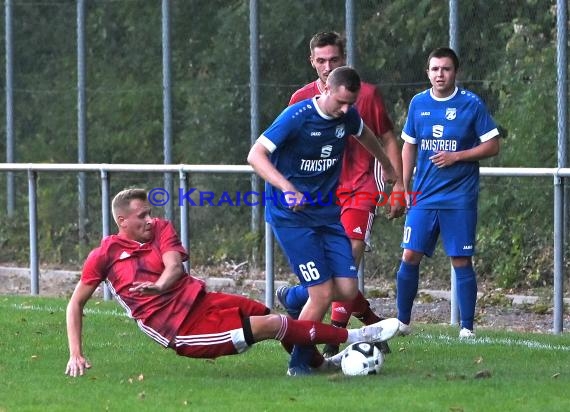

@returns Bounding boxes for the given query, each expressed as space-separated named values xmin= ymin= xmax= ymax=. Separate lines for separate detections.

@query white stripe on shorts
xmin=174 ymin=328 xmax=249 ymax=353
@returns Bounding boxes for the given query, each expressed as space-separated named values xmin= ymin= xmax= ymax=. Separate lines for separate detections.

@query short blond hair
xmin=111 ymin=188 xmax=147 ymax=223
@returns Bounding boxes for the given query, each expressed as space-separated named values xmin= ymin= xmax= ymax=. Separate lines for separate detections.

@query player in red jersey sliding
xmin=64 ymin=188 xmax=399 ymax=377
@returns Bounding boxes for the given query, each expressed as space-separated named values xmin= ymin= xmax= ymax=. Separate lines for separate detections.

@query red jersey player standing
xmin=277 ymin=31 xmax=404 ymax=357
xmin=64 ymin=188 xmax=400 ymax=377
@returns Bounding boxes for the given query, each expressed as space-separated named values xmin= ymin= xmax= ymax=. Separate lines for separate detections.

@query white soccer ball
xmin=341 ymin=342 xmax=384 ymax=376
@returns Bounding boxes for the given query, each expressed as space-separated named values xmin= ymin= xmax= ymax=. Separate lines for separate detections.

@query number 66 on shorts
xmin=271 ymin=223 xmax=359 ymax=287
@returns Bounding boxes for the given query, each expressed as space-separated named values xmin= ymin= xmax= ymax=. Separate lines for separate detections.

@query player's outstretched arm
xmin=65 ymin=281 xmax=98 ymax=377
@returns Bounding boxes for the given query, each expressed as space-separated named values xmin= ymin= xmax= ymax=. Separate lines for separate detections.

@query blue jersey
xmin=402 ymin=87 xmax=499 ymax=209
xmin=258 ymin=97 xmax=364 ymax=227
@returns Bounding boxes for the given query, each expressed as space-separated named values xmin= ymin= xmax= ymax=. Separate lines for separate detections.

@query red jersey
xmin=289 ymin=81 xmax=394 ymax=211
xmin=81 ymin=218 xmax=205 ymax=347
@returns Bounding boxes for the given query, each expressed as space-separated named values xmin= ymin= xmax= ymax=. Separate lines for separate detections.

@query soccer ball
xmin=341 ymin=342 xmax=384 ymax=376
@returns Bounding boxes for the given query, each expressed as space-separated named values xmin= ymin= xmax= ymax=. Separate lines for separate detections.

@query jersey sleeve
xmin=401 ymin=96 xmax=418 ymax=144
xmin=81 ymin=247 xmax=108 ymax=286
xmin=474 ymin=101 xmax=500 ymax=142
xmin=157 ymin=220 xmax=189 ymax=262
xmin=352 ymin=118 xmax=365 ymax=138
xmin=358 ymin=86 xmax=394 ymax=136
xmin=258 ymin=104 xmax=303 ymax=153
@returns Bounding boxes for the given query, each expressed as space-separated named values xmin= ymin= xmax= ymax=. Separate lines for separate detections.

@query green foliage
xmin=0 ymin=208 xmax=29 ymax=263
xmin=0 ymin=0 xmax=564 ymax=287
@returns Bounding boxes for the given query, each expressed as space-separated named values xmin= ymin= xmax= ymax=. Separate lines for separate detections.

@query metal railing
xmin=0 ymin=163 xmax=567 ymax=333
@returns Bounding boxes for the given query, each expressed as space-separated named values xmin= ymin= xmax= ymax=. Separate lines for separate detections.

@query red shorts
xmin=174 ymin=292 xmax=269 ymax=359
xmin=340 ymin=208 xmax=374 ymax=243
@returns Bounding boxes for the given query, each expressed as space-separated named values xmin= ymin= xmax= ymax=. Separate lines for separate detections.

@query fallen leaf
xmin=473 ymin=356 xmax=483 ymax=364
xmin=138 ymin=391 xmax=145 ymax=400
xmin=31 ymin=355 xmax=38 ymax=360
xmin=138 ymin=374 xmax=144 ymax=381
xmin=552 ymin=373 xmax=560 ymax=379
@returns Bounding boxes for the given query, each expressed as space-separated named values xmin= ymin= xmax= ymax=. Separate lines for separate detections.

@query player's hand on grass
xmin=65 ymin=355 xmax=91 ymax=377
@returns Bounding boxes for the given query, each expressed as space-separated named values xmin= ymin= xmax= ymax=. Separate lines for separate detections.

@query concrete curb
xmin=1 ymin=266 xmax=567 ymax=305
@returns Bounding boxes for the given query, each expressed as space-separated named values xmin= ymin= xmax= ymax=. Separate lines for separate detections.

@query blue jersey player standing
xmin=247 ymin=66 xmax=398 ymax=375
xmin=396 ymin=47 xmax=500 ymax=339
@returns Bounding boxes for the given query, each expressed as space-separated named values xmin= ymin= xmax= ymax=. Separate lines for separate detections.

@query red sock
xmin=330 ymin=300 xmax=352 ymax=325
xmin=275 ymin=316 xmax=348 ymax=346
xmin=351 ymin=291 xmax=381 ymax=325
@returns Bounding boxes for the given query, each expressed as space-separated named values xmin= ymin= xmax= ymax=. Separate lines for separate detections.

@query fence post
xmin=101 ymin=170 xmax=112 ymax=300
xmin=28 ymin=170 xmax=39 ymax=295
xmin=179 ymin=170 xmax=189 ymax=273
xmin=264 ymin=222 xmax=274 ymax=308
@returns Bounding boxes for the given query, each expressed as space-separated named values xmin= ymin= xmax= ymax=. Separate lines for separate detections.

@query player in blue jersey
xmin=247 ymin=66 xmax=398 ymax=375
xmin=396 ymin=47 xmax=500 ymax=339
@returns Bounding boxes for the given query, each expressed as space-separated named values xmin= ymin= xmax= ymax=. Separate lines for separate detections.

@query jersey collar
xmin=429 ymin=86 xmax=458 ymax=101
xmin=313 ymin=96 xmax=334 ymax=120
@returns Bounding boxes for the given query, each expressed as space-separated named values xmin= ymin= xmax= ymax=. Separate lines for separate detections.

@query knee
xmin=263 ymin=314 xmax=283 ymax=330
xmin=402 ymin=249 xmax=422 ymax=265
xmin=451 ymin=256 xmax=472 ymax=268
xmin=334 ymin=283 xmax=358 ymax=302
xmin=249 ymin=314 xmax=283 ymax=341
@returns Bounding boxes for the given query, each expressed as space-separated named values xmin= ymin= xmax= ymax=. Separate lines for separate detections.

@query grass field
xmin=1 ymin=295 xmax=569 ymax=412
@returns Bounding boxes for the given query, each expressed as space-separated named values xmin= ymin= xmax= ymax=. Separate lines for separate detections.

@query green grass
xmin=1 ymin=295 xmax=569 ymax=412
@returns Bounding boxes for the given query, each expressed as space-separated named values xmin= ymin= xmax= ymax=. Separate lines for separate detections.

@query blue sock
xmin=396 ymin=261 xmax=420 ymax=324
xmin=454 ymin=265 xmax=477 ymax=331
xmin=286 ymin=285 xmax=309 ymax=311
xmin=289 ymin=344 xmax=313 ymax=369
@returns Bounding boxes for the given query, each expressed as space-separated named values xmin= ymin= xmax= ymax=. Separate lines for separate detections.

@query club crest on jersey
xmin=335 ymin=124 xmax=346 ymax=139
xmin=445 ymin=108 xmax=457 ymax=120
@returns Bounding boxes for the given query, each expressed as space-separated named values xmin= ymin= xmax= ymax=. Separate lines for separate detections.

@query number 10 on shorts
xmin=403 ymin=226 xmax=412 ymax=243
xmin=299 ymin=261 xmax=320 ymax=281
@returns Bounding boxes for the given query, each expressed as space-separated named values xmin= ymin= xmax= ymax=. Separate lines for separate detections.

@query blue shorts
xmin=401 ymin=209 xmax=477 ymax=257
xmin=272 ymin=223 xmax=358 ymax=287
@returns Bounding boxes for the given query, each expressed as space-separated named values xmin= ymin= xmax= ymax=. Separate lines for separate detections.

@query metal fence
xmin=0 ymin=163 xmax=567 ymax=334
xmin=0 ymin=1 xmax=568 ymax=334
